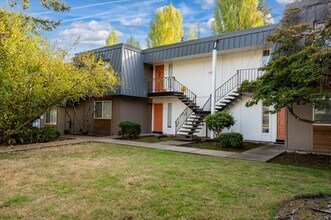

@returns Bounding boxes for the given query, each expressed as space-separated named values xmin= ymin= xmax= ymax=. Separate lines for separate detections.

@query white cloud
xmin=179 ymin=3 xmax=194 ymax=16
xmin=59 ymin=20 xmax=123 ymax=47
xmin=120 ymin=17 xmax=142 ymax=26
xmin=207 ymin=18 xmax=215 ymax=28
xmin=195 ymin=0 xmax=215 ymax=10
xmin=276 ymin=0 xmax=299 ymax=3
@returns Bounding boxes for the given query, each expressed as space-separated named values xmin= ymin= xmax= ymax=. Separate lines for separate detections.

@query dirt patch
xmin=270 ymin=152 xmax=331 ymax=170
xmin=182 ymin=140 xmax=264 ymax=152
xmin=275 ymin=196 xmax=331 ymax=220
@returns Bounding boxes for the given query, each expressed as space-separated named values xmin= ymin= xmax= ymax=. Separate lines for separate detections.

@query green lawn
xmin=0 ymin=143 xmax=330 ymax=219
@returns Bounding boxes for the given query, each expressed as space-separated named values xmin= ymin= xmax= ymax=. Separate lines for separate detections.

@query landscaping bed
xmin=269 ymin=152 xmax=331 ymax=170
xmin=122 ymin=135 xmax=175 ymax=143
xmin=275 ymin=196 xmax=331 ymax=219
xmin=183 ymin=140 xmax=264 ymax=152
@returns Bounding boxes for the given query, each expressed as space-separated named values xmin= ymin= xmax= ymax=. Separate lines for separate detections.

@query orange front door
xmin=155 ymin=65 xmax=164 ymax=92
xmin=277 ymin=108 xmax=286 ymax=140
xmin=153 ymin=103 xmax=163 ymax=133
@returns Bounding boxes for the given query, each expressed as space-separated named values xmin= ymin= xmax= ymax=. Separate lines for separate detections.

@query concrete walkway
xmin=95 ymin=137 xmax=285 ymax=162
xmin=0 ymin=136 xmax=285 ymax=162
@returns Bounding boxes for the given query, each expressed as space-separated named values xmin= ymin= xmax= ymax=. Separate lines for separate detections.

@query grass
xmin=183 ymin=140 xmax=264 ymax=152
xmin=0 ymin=143 xmax=330 ymax=219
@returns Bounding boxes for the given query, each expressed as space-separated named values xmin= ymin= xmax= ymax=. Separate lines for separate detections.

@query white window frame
xmin=167 ymin=103 xmax=172 ymax=128
xmin=262 ymin=105 xmax=270 ymax=133
xmin=94 ymin=101 xmax=112 ymax=120
xmin=313 ymin=99 xmax=331 ymax=125
xmin=45 ymin=109 xmax=57 ymax=125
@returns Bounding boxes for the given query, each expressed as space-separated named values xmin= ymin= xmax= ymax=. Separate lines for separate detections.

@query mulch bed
xmin=275 ymin=196 xmax=331 ymax=220
xmin=0 ymin=137 xmax=91 ymax=153
xmin=269 ymin=152 xmax=331 ymax=170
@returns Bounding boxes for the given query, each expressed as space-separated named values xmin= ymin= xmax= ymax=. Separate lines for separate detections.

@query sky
xmin=3 ymin=0 xmax=296 ymax=54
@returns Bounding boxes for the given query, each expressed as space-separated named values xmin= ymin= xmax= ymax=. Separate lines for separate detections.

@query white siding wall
xmin=152 ymin=49 xmax=277 ymax=142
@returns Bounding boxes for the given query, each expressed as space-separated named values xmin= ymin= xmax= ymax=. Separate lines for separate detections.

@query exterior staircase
xmin=175 ymin=68 xmax=264 ymax=139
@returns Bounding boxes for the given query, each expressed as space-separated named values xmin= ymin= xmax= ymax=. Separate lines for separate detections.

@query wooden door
xmin=153 ymin=103 xmax=163 ymax=133
xmin=277 ymin=108 xmax=286 ymax=140
xmin=155 ymin=65 xmax=164 ymax=92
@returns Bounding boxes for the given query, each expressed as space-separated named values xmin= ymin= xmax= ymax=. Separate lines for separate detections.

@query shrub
xmin=205 ymin=112 xmax=235 ymax=137
xmin=39 ymin=127 xmax=60 ymax=142
xmin=218 ymin=133 xmax=243 ymax=148
xmin=118 ymin=121 xmax=141 ymax=139
xmin=4 ymin=127 xmax=60 ymax=145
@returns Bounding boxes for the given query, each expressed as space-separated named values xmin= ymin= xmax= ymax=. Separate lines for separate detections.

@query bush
xmin=118 ymin=121 xmax=141 ymax=139
xmin=218 ymin=133 xmax=243 ymax=148
xmin=4 ymin=127 xmax=60 ymax=145
xmin=205 ymin=112 xmax=235 ymax=137
xmin=40 ymin=127 xmax=60 ymax=142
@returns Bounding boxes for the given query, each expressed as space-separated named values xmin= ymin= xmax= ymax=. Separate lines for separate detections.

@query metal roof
xmin=142 ymin=24 xmax=278 ymax=63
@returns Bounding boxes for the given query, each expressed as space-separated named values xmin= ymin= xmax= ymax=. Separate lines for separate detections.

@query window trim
xmin=45 ymin=108 xmax=57 ymax=125
xmin=167 ymin=103 xmax=172 ymax=128
xmin=313 ymin=100 xmax=331 ymax=125
xmin=94 ymin=101 xmax=112 ymax=120
xmin=262 ymin=105 xmax=270 ymax=134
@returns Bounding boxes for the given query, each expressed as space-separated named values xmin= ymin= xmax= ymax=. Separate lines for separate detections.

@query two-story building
xmin=42 ymin=0 xmax=330 ymax=154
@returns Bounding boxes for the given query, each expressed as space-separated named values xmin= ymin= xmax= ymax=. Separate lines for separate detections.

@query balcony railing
xmin=148 ymin=77 xmax=197 ymax=102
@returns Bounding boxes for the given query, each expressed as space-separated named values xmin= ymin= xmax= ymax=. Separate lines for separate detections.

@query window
xmin=314 ymin=101 xmax=331 ymax=125
xmin=262 ymin=105 xmax=269 ymax=133
xmin=262 ymin=50 xmax=270 ymax=66
xmin=94 ymin=101 xmax=112 ymax=119
xmin=45 ymin=109 xmax=57 ymax=125
xmin=167 ymin=103 xmax=172 ymax=128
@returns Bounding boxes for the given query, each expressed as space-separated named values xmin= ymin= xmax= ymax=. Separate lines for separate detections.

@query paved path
xmin=95 ymin=137 xmax=284 ymax=162
xmin=0 ymin=135 xmax=285 ymax=162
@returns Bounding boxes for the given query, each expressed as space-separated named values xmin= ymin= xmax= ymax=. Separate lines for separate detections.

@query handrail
xmin=148 ymin=76 xmax=197 ymax=104
xmin=175 ymin=107 xmax=193 ymax=134
xmin=215 ymin=68 xmax=264 ymax=103
xmin=175 ymin=95 xmax=211 ymax=135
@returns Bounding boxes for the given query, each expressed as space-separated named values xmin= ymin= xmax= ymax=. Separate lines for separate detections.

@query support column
xmin=210 ymin=36 xmax=221 ymax=139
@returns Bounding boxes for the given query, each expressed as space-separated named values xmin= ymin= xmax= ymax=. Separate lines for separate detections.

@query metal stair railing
xmin=215 ymin=68 xmax=264 ymax=103
xmin=175 ymin=95 xmax=211 ymax=136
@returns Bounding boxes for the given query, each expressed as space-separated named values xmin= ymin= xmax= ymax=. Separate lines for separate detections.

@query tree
xmin=212 ymin=0 xmax=267 ymax=35
xmin=106 ymin=30 xmax=120 ymax=46
xmin=126 ymin=35 xmax=141 ymax=48
xmin=8 ymin=0 xmax=69 ymax=11
xmin=205 ymin=112 xmax=235 ymax=138
xmin=239 ymin=7 xmax=331 ymax=124
xmin=189 ymin=25 xmax=195 ymax=40
xmin=147 ymin=4 xmax=184 ymax=47
xmin=0 ymin=11 xmax=118 ymax=143
xmin=7 ymin=0 xmax=70 ymax=31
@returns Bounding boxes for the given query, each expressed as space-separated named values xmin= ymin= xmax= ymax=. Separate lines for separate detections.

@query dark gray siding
xmin=288 ymin=0 xmax=330 ymax=25
xmin=121 ymin=46 xmax=147 ymax=97
xmin=97 ymin=46 xmax=122 ymax=95
xmin=143 ymin=24 xmax=278 ymax=63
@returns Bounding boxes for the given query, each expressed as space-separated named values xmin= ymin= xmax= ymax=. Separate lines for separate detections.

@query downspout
xmin=210 ymin=35 xmax=221 ymax=139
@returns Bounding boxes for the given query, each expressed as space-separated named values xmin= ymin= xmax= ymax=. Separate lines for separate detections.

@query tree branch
xmin=287 ymin=105 xmax=314 ymax=124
